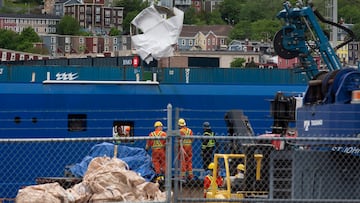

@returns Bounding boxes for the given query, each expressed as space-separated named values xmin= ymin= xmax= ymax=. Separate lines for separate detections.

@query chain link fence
xmin=0 ymin=106 xmax=360 ymax=202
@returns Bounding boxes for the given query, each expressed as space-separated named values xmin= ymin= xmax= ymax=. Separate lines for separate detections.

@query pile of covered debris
xmin=16 ymin=142 xmax=168 ymax=202
xmin=16 ymin=156 xmax=167 ymax=202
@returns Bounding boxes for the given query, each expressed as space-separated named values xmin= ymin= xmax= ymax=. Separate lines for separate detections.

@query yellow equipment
xmin=154 ymin=121 xmax=163 ymax=128
xmin=205 ymin=149 xmax=269 ymax=200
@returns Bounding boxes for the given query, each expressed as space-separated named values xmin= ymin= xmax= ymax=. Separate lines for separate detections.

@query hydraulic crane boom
xmin=273 ymin=1 xmax=343 ymax=79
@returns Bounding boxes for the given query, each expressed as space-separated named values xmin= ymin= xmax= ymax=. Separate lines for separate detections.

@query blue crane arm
xmin=275 ymin=1 xmax=342 ymax=79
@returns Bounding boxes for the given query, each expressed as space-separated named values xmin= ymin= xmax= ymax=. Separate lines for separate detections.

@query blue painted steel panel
xmin=0 ymin=83 xmax=306 ymax=139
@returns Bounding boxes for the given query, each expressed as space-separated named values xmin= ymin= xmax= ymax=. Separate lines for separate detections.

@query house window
xmin=114 ymin=38 xmax=118 ymax=44
xmin=105 ymin=10 xmax=110 ymax=17
xmin=207 ymin=39 xmax=210 ymax=45
xmin=96 ymin=7 xmax=101 ymax=14
xmin=68 ymin=114 xmax=87 ymax=132
xmin=95 ymin=15 xmax=101 ymax=23
xmin=181 ymin=39 xmax=185 ymax=46
xmin=79 ymin=38 xmax=84 ymax=44
xmin=212 ymin=38 xmax=215 ymax=45
xmin=189 ymin=40 xmax=193 ymax=46
xmin=105 ymin=18 xmax=110 ymax=25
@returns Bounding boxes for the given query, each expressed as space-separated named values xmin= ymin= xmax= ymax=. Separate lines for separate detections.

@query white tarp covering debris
xmin=15 ymin=157 xmax=167 ymax=202
xmin=131 ymin=5 xmax=184 ymax=64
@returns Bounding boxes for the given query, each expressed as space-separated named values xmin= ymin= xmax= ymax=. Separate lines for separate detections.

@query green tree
xmin=109 ymin=27 xmax=121 ymax=36
xmin=16 ymin=41 xmax=34 ymax=52
xmin=17 ymin=27 xmax=42 ymax=52
xmin=351 ymin=23 xmax=360 ymax=41
xmin=0 ymin=29 xmax=18 ymax=50
xmin=338 ymin=5 xmax=360 ymax=24
xmin=207 ymin=10 xmax=226 ymax=25
xmin=0 ymin=27 xmax=44 ymax=54
xmin=56 ymin=15 xmax=81 ymax=35
xmin=250 ymin=19 xmax=281 ymax=41
xmin=184 ymin=7 xmax=198 ymax=25
xmin=116 ymin=0 xmax=149 ymax=34
xmin=218 ymin=0 xmax=243 ymax=24
xmin=117 ymin=0 xmax=147 ymax=17
xmin=18 ymin=27 xmax=41 ymax=43
xmin=229 ymin=20 xmax=252 ymax=40
xmin=230 ymin=58 xmax=246 ymax=68
xmin=123 ymin=10 xmax=139 ymax=34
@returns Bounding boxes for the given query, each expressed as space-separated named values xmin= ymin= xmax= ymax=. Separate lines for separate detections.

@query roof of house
xmin=180 ymin=24 xmax=232 ymax=38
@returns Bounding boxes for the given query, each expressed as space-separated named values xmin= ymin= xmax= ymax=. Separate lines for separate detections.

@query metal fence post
xmin=173 ymin=107 xmax=181 ymax=201
xmin=166 ymin=103 xmax=172 ymax=203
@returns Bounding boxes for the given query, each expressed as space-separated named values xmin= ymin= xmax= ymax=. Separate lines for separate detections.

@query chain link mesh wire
xmin=172 ymin=136 xmax=360 ymax=203
xmin=1 ymin=135 xmax=360 ymax=202
xmin=0 ymin=106 xmax=359 ymax=203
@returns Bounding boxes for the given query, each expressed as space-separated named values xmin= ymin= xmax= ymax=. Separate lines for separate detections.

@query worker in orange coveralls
xmin=178 ymin=118 xmax=194 ymax=180
xmin=125 ymin=126 xmax=131 ymax=137
xmin=145 ymin=121 xmax=167 ymax=175
xmin=203 ymin=162 xmax=224 ymax=198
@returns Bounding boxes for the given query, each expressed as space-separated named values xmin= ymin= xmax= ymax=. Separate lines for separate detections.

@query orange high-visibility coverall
xmin=203 ymin=174 xmax=223 ymax=197
xmin=146 ymin=130 xmax=167 ymax=174
xmin=179 ymin=126 xmax=193 ymax=179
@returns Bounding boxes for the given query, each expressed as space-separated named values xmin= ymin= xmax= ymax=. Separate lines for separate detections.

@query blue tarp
xmin=70 ymin=142 xmax=155 ymax=182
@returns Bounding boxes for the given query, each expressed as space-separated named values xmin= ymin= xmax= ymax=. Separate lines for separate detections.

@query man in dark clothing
xmin=201 ymin=121 xmax=216 ymax=170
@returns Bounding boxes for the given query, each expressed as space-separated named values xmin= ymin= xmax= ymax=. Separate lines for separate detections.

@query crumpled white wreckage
xmin=131 ymin=5 xmax=184 ymax=64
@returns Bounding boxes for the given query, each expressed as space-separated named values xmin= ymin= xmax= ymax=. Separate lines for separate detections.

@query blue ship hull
xmin=0 ymin=63 xmax=358 ymax=199
xmin=0 ymin=78 xmax=306 ymax=199
xmin=0 ymin=82 xmax=307 ymax=138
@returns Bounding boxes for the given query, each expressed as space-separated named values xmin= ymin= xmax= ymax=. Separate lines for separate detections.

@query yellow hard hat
xmin=178 ymin=118 xmax=186 ymax=127
xmin=208 ymin=162 xmax=215 ymax=170
xmin=154 ymin=121 xmax=163 ymax=128
xmin=237 ymin=164 xmax=245 ymax=171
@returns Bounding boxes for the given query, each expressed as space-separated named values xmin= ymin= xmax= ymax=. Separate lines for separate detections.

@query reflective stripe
xmin=181 ymin=128 xmax=192 ymax=146
xmin=202 ymin=132 xmax=215 ymax=149
xmin=151 ymin=131 xmax=165 ymax=149
xmin=205 ymin=175 xmax=218 ymax=192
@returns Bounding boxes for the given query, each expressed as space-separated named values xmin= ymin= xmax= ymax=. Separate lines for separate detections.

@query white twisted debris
xmin=16 ymin=157 xmax=167 ymax=202
xmin=131 ymin=5 xmax=184 ymax=64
